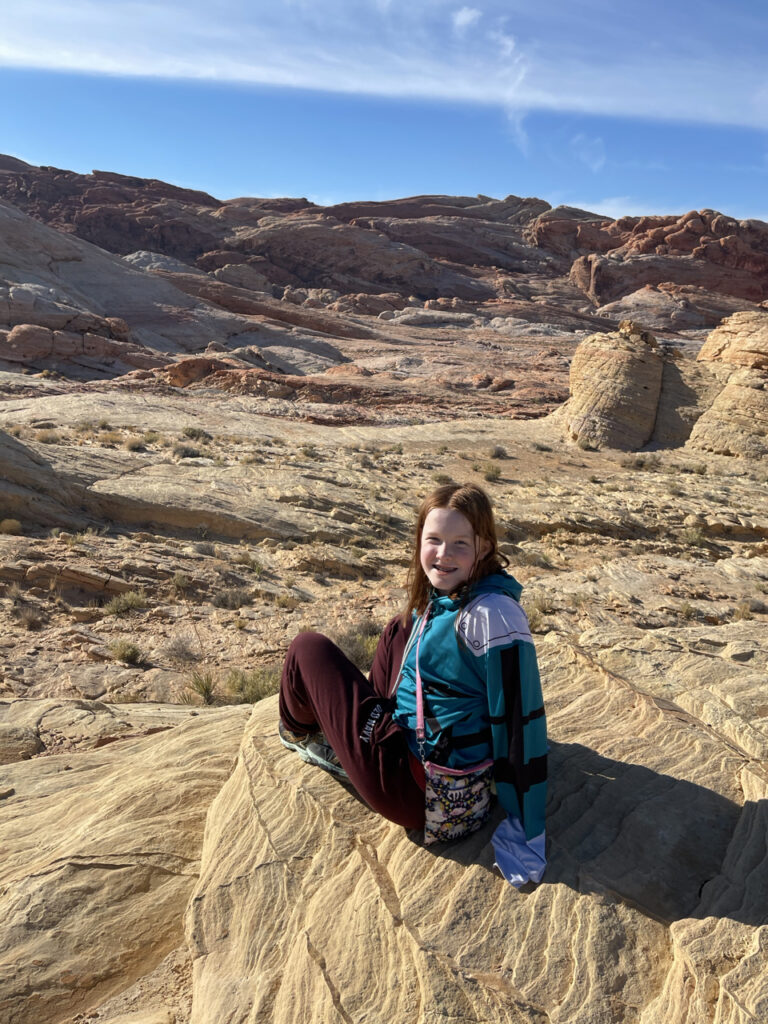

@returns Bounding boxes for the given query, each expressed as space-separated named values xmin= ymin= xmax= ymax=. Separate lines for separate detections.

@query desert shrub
xmin=186 ymin=670 xmax=218 ymax=705
xmin=432 ymin=472 xmax=453 ymax=485
xmin=300 ymin=444 xmax=318 ymax=458
xmin=620 ymin=454 xmax=662 ymax=471
xmin=232 ymin=549 xmax=263 ymax=574
xmin=531 ymin=442 xmax=552 ymax=453
xmin=35 ymin=429 xmax=61 ymax=444
xmin=679 ymin=601 xmax=696 ymax=621
xmin=518 ymin=548 xmax=553 ymax=569
xmin=164 ymin=636 xmax=197 ymax=664
xmin=488 ymin=444 xmax=507 ymax=459
xmin=681 ymin=526 xmax=706 ymax=547
xmin=124 ymin=437 xmax=145 ymax=452
xmin=212 ymin=587 xmax=252 ymax=610
xmin=171 ymin=572 xmax=191 ymax=594
xmin=483 ymin=463 xmax=501 ymax=482
xmin=16 ymin=606 xmax=43 ymax=631
xmin=99 ymin=431 xmax=124 ymax=446
xmin=0 ymin=518 xmax=22 ymax=535
xmin=734 ymin=602 xmax=754 ymax=621
xmin=194 ymin=541 xmax=217 ymax=556
xmin=182 ymin=426 xmax=212 ymax=441
xmin=104 ymin=589 xmax=148 ymax=616
xmin=142 ymin=430 xmax=160 ymax=444
xmin=173 ymin=444 xmax=201 ymax=459
xmin=225 ymin=666 xmax=281 ymax=704
xmin=332 ymin=618 xmax=382 ymax=673
xmin=525 ymin=607 xmax=544 ymax=633
xmin=109 ymin=639 xmax=144 ymax=665
xmin=531 ymin=591 xmax=555 ymax=614
xmin=98 ymin=419 xmax=112 ymax=430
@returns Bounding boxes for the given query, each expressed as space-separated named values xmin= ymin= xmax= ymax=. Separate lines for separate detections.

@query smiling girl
xmin=279 ymin=482 xmax=547 ymax=885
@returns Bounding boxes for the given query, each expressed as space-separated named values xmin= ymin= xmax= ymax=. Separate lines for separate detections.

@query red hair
xmin=402 ymin=483 xmax=507 ymax=621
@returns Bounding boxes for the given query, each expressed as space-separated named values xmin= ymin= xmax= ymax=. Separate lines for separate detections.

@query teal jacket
xmin=392 ymin=572 xmax=547 ymax=840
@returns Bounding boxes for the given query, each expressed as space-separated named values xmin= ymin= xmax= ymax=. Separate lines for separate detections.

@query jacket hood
xmin=471 ymin=570 xmax=523 ymax=601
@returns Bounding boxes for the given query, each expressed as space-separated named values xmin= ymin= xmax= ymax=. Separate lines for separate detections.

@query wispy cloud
xmin=570 ymin=134 xmax=606 ymax=173
xmin=452 ymin=7 xmax=482 ymax=34
xmin=2 ymin=0 xmax=768 ymax=130
xmin=562 ymin=196 xmax=683 ymax=218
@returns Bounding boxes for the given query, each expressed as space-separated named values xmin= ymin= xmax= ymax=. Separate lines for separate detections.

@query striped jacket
xmin=392 ymin=571 xmax=547 ymax=840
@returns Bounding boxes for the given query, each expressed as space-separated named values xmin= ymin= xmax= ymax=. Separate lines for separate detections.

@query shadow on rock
xmin=420 ymin=740 xmax=767 ymax=929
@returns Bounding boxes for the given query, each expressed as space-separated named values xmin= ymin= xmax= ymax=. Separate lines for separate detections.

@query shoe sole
xmin=279 ymin=730 xmax=348 ymax=780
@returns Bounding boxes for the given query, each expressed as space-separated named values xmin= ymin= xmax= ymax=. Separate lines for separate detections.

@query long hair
xmin=402 ymin=483 xmax=508 ymax=621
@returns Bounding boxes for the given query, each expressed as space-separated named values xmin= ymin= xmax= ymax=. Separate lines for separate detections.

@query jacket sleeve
xmin=485 ymin=636 xmax=547 ymax=840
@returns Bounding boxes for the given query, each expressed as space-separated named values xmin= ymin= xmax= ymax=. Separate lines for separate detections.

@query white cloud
xmin=452 ymin=7 xmax=482 ymax=34
xmin=570 ymin=133 xmax=606 ymax=173
xmin=1 ymin=1 xmax=768 ymax=131
xmin=563 ymin=196 xmax=683 ymax=219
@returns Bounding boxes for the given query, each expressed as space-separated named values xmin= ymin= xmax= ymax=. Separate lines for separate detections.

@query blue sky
xmin=2 ymin=0 xmax=767 ymax=219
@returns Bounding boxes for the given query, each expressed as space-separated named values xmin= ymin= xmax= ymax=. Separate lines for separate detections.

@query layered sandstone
xmin=558 ymin=321 xmax=665 ymax=450
xmin=687 ymin=311 xmax=768 ymax=458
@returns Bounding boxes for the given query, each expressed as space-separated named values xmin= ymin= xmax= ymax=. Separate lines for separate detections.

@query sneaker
xmin=278 ymin=721 xmax=348 ymax=780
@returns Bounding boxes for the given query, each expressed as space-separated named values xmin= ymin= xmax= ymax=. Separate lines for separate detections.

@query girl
xmin=279 ymin=483 xmax=547 ymax=886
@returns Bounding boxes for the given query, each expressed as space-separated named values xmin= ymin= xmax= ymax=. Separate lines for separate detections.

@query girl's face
xmin=420 ymin=507 xmax=491 ymax=594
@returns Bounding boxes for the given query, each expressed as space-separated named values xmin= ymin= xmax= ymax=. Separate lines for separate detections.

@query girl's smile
xmin=420 ymin=507 xmax=491 ymax=594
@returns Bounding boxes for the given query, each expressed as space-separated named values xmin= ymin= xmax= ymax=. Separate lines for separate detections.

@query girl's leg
xmin=279 ymin=631 xmax=424 ymax=830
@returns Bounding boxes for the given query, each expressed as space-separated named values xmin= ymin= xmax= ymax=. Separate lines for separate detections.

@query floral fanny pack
xmin=413 ymin=604 xmax=493 ymax=846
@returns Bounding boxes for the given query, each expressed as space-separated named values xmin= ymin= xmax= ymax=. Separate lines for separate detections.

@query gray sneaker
xmin=278 ymin=721 xmax=348 ymax=780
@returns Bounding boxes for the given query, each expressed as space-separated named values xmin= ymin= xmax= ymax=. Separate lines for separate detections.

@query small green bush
xmin=187 ymin=670 xmax=218 ymax=705
xmin=171 ymin=572 xmax=191 ymax=594
xmin=225 ymin=666 xmax=281 ymax=704
xmin=35 ymin=429 xmax=61 ymax=444
xmin=212 ymin=587 xmax=252 ymax=610
xmin=0 ymin=518 xmax=22 ymax=535
xmin=174 ymin=444 xmax=201 ymax=459
xmin=332 ymin=618 xmax=382 ymax=673
xmin=232 ymin=549 xmax=263 ymax=574
xmin=104 ymin=590 xmax=148 ymax=616
xmin=164 ymin=636 xmax=197 ymax=664
xmin=182 ymin=426 xmax=212 ymax=442
xmin=109 ymin=639 xmax=144 ymax=665
xmin=483 ymin=463 xmax=501 ymax=482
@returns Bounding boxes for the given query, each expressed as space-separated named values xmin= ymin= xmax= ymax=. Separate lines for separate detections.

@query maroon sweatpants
xmin=278 ymin=615 xmax=425 ymax=829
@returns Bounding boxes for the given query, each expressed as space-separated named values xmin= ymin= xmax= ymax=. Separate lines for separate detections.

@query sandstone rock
xmin=212 ymin=263 xmax=271 ymax=292
xmin=687 ymin=312 xmax=768 ymax=458
xmin=0 ymin=722 xmax=43 ymax=762
xmin=696 ymin=310 xmax=768 ymax=369
xmin=0 ymin=705 xmax=249 ymax=1024
xmin=596 ymin=283 xmax=764 ymax=331
xmin=185 ymin=653 xmax=768 ymax=1024
xmin=1 ymin=323 xmax=171 ymax=376
xmin=570 ymin=252 xmax=766 ymax=307
xmin=558 ymin=324 xmax=664 ymax=449
xmin=651 ymin=353 xmax=723 ymax=448
xmin=687 ymin=367 xmax=768 ymax=458
xmin=232 ymin=212 xmax=494 ymax=300
xmin=0 ymin=199 xmax=287 ymax=361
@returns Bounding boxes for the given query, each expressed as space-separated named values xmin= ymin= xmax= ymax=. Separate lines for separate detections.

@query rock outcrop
xmin=4 ymin=158 xmax=768 ymax=331
xmin=687 ymin=311 xmax=768 ymax=458
xmin=558 ymin=321 xmax=665 ymax=450
xmin=185 ymin=626 xmax=767 ymax=1024
xmin=557 ymin=313 xmax=768 ymax=455
xmin=0 ymin=703 xmax=250 ymax=1024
